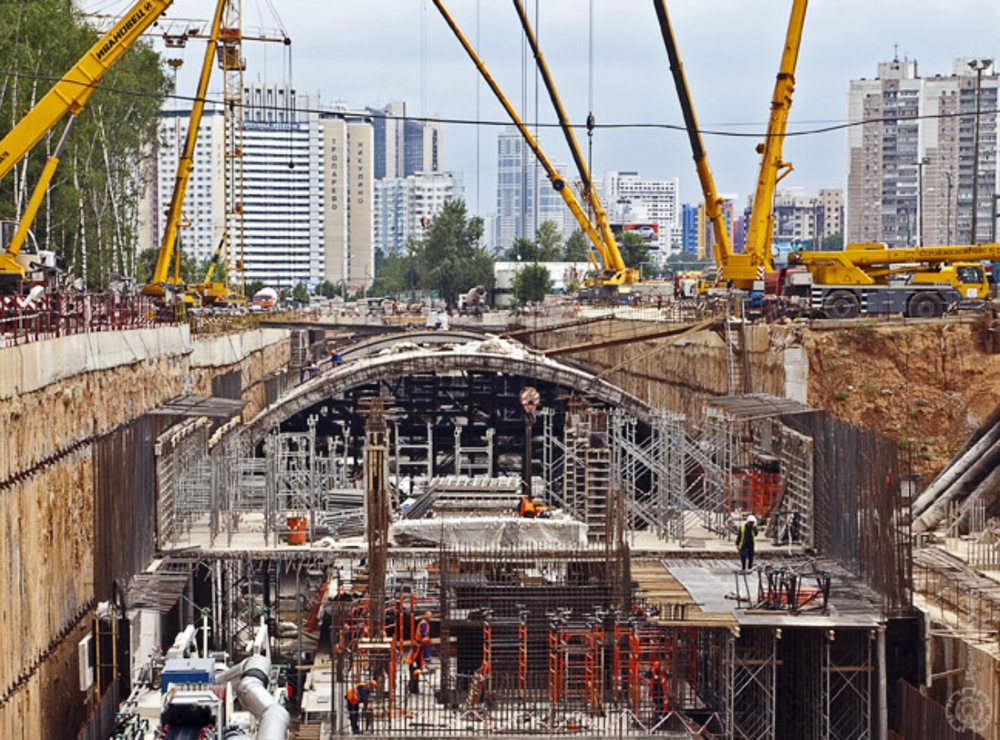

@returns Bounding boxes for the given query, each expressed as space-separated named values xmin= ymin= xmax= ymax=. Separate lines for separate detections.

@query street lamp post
xmin=968 ymin=59 xmax=992 ymax=244
xmin=943 ymin=171 xmax=954 ymax=244
xmin=918 ymin=156 xmax=929 ymax=246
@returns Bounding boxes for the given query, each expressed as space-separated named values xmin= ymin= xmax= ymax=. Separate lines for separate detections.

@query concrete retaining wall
xmin=0 ymin=325 xmax=288 ymax=738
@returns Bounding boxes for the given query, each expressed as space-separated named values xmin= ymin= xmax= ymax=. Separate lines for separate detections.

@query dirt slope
xmin=803 ymin=319 xmax=1000 ymax=476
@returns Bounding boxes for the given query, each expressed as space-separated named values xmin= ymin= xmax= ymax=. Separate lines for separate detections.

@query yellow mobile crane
xmin=783 ymin=242 xmax=1000 ymax=318
xmin=0 ymin=0 xmax=177 ymax=292
xmin=653 ymin=0 xmax=807 ymax=290
xmin=510 ymin=0 xmax=638 ymax=291
xmin=143 ymin=0 xmax=231 ymax=306
xmin=433 ymin=0 xmax=637 ymax=295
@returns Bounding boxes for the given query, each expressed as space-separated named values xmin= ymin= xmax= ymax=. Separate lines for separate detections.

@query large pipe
xmin=913 ymin=438 xmax=1000 ymax=532
xmin=218 ymin=655 xmax=289 ymax=740
xmin=910 ymin=422 xmax=1000 ymax=518
xmin=166 ymin=624 xmax=198 ymax=659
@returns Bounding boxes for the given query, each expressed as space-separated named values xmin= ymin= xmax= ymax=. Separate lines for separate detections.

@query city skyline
xmin=90 ymin=0 xmax=1000 ymax=223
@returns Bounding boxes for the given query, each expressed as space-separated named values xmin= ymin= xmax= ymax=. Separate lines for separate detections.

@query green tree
xmin=292 ymin=283 xmax=310 ymax=302
xmin=409 ymin=200 xmax=494 ymax=305
xmin=819 ymin=232 xmax=843 ymax=251
xmin=369 ymin=250 xmax=416 ymax=297
xmin=245 ymin=279 xmax=266 ymax=299
xmin=511 ymin=263 xmax=553 ymax=306
xmin=0 ymin=2 xmax=171 ymax=289
xmin=506 ymin=236 xmax=538 ymax=262
xmin=535 ymin=220 xmax=563 ymax=261
xmin=562 ymin=230 xmax=590 ymax=262
xmin=316 ymin=280 xmax=337 ymax=298
xmin=135 ymin=246 xmax=199 ymax=285
xmin=619 ymin=231 xmax=651 ymax=270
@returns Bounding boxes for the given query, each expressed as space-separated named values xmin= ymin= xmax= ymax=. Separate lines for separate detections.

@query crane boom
xmin=741 ymin=0 xmax=808 ymax=277
xmin=511 ymin=0 xmax=629 ymax=277
xmin=654 ymin=0 xmax=807 ymax=288
xmin=0 ymin=0 xmax=176 ymax=287
xmin=652 ymin=0 xmax=733 ymax=273
xmin=0 ymin=0 xmax=175 ymax=182
xmin=432 ymin=0 xmax=604 ymax=273
xmin=145 ymin=0 xmax=227 ymax=294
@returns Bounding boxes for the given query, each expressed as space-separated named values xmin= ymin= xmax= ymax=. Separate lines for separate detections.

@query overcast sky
xmin=84 ymin=0 xmax=1000 ymax=216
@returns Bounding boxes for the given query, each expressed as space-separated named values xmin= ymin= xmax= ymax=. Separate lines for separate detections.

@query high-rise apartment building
xmin=601 ymin=171 xmax=682 ymax=257
xmin=495 ymin=129 xmax=571 ymax=252
xmin=373 ymin=172 xmax=464 ymax=257
xmin=772 ymin=188 xmax=843 ymax=245
xmin=141 ymin=108 xmax=227 ymax=265
xmin=240 ymin=84 xmax=324 ymax=289
xmin=145 ymin=85 xmax=381 ymax=291
xmin=848 ymin=58 xmax=998 ymax=247
xmin=369 ymin=101 xmax=441 ymax=180
xmin=145 ymin=91 xmax=449 ymax=292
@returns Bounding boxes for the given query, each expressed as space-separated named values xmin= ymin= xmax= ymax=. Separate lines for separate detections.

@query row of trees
xmin=0 ymin=0 xmax=170 ymax=289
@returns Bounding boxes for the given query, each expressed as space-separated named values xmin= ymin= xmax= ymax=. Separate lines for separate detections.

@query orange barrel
xmin=287 ymin=516 xmax=308 ymax=545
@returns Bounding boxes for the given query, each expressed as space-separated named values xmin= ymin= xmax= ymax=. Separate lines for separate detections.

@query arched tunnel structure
xmin=245 ymin=337 xmax=659 ymax=481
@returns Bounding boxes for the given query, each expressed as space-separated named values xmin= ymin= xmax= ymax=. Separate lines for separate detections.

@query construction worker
xmin=737 ymin=514 xmax=758 ymax=571
xmin=414 ymin=610 xmax=432 ymax=664
xmin=407 ymin=662 xmax=422 ymax=695
xmin=345 ymin=679 xmax=376 ymax=734
xmin=643 ymin=660 xmax=670 ymax=725
xmin=518 ymin=496 xmax=536 ymax=518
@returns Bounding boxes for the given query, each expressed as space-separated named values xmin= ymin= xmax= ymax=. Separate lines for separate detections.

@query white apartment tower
xmin=374 ymin=172 xmax=464 ymax=257
xmin=495 ymin=129 xmax=571 ymax=252
xmin=141 ymin=109 xmax=227 ymax=265
xmin=848 ymin=58 xmax=999 ymax=247
xmin=602 ymin=171 xmax=682 ymax=255
xmin=240 ymin=84 xmax=324 ymax=289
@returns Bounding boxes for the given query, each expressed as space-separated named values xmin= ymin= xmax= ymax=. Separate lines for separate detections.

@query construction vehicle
xmin=777 ymin=243 xmax=1000 ymax=318
xmin=659 ymin=0 xmax=998 ymax=320
xmin=187 ymin=235 xmax=248 ymax=307
xmin=0 ymin=0 xmax=176 ymax=293
xmin=508 ymin=0 xmax=639 ymax=294
xmin=143 ymin=0 xmax=240 ymax=307
xmin=433 ymin=1 xmax=639 ymax=297
xmin=654 ymin=0 xmax=806 ymax=292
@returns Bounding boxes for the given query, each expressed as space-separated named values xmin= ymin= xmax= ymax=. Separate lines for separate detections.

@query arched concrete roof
xmin=339 ymin=330 xmax=486 ymax=361
xmin=245 ymin=342 xmax=656 ymax=443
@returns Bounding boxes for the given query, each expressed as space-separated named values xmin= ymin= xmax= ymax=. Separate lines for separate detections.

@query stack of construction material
xmin=912 ymin=405 xmax=1000 ymax=533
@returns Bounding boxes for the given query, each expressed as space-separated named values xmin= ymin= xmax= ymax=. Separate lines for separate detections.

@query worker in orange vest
xmin=518 ymin=496 xmax=536 ymax=518
xmin=412 ymin=610 xmax=432 ymax=666
xmin=345 ymin=679 xmax=376 ymax=734
xmin=643 ymin=660 xmax=670 ymax=725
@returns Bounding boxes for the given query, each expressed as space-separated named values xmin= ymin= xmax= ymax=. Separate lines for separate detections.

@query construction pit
xmin=3 ymin=310 xmax=1000 ymax=739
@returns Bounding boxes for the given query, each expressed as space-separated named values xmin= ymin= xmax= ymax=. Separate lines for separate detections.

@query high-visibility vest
xmin=519 ymin=498 xmax=535 ymax=517
xmin=347 ymin=684 xmax=366 ymax=705
xmin=737 ymin=523 xmax=755 ymax=548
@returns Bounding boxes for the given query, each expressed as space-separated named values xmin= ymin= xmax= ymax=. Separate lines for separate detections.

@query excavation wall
xmin=0 ymin=326 xmax=288 ymax=739
xmin=527 ymin=318 xmax=1000 ymax=477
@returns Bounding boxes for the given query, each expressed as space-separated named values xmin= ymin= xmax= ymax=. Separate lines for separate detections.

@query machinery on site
xmin=433 ymin=0 xmax=639 ymax=298
xmin=778 ymin=242 xmax=1000 ymax=318
xmin=659 ymin=0 xmax=1000 ymax=319
xmin=114 ymin=619 xmax=289 ymax=740
xmin=143 ymin=0 xmax=248 ymax=309
xmin=0 ymin=0 xmax=177 ymax=294
xmin=654 ymin=0 xmax=806 ymax=293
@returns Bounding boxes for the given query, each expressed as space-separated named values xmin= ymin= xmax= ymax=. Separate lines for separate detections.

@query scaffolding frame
xmin=823 ymin=630 xmax=873 ymax=740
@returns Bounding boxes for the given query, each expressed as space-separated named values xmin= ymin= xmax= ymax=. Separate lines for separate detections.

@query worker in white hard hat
xmin=737 ymin=514 xmax=758 ymax=571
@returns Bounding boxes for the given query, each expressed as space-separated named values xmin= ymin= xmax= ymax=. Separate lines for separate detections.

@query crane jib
xmin=94 ymin=3 xmax=152 ymax=62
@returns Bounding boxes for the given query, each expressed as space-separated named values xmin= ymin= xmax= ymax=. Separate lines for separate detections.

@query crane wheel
xmin=907 ymin=292 xmax=944 ymax=319
xmin=824 ymin=290 xmax=860 ymax=319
